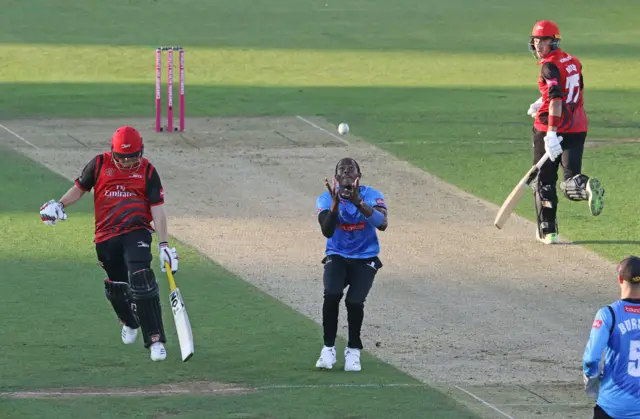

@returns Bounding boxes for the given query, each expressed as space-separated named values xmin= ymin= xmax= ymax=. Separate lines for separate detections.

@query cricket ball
xmin=338 ymin=122 xmax=349 ymax=135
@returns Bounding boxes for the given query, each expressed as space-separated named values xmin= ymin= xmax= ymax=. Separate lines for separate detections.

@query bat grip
xmin=165 ymin=262 xmax=178 ymax=291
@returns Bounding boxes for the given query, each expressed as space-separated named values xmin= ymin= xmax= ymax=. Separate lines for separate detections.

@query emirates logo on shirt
xmin=104 ymin=184 xmax=136 ymax=198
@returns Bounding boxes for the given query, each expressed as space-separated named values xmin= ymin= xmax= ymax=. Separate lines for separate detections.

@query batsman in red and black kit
xmin=39 ymin=126 xmax=179 ymax=361
xmin=526 ymin=20 xmax=605 ymax=244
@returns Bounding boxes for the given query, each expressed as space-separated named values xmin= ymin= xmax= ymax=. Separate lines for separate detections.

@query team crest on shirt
xmin=106 ymin=168 xmax=114 ymax=176
xmin=592 ymin=319 xmax=603 ymax=329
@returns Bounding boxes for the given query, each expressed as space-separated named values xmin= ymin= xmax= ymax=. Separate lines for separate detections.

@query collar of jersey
xmin=537 ymin=48 xmax=563 ymax=65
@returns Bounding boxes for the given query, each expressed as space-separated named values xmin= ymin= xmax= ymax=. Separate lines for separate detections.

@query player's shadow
xmin=561 ymin=240 xmax=640 ymax=245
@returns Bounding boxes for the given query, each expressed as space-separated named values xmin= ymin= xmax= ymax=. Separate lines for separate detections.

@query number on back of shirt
xmin=565 ymin=74 xmax=581 ymax=104
xmin=629 ymin=340 xmax=640 ymax=377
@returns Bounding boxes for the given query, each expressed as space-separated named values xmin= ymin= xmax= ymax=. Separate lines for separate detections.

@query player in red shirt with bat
xmin=39 ymin=126 xmax=179 ymax=361
xmin=526 ymin=20 xmax=605 ymax=244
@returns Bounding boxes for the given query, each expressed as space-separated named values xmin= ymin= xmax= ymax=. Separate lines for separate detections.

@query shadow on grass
xmin=563 ymin=240 xmax=640 ymax=246
xmin=1 ymin=82 xmax=638 ymax=131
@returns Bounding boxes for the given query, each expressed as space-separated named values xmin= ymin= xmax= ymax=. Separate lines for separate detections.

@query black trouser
xmin=96 ymin=228 xmax=166 ymax=348
xmin=593 ymin=405 xmax=614 ymax=419
xmin=532 ymin=128 xmax=588 ymax=235
xmin=321 ymin=254 xmax=382 ymax=350
xmin=96 ymin=228 xmax=154 ymax=282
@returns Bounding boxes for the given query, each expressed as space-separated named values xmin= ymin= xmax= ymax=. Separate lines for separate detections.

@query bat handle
xmin=165 ymin=262 xmax=178 ymax=291
xmin=535 ymin=153 xmax=551 ymax=169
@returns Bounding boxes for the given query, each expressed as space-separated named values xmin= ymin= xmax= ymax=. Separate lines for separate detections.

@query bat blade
xmin=169 ymin=287 xmax=195 ymax=362
xmin=494 ymin=153 xmax=550 ymax=229
xmin=165 ymin=262 xmax=194 ymax=362
xmin=494 ymin=180 xmax=530 ymax=229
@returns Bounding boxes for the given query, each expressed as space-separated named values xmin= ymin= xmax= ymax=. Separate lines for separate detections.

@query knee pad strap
xmin=129 ymin=269 xmax=159 ymax=300
xmin=534 ymin=181 xmax=558 ymax=235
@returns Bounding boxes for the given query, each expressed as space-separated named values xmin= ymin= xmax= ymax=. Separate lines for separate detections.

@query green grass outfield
xmin=1 ymin=0 xmax=640 ymax=417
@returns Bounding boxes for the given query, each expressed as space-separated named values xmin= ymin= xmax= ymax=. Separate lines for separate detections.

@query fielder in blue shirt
xmin=583 ymin=256 xmax=640 ymax=419
xmin=314 ymin=157 xmax=388 ymax=372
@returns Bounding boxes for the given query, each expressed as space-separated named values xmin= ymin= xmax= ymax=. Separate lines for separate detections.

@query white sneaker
xmin=344 ymin=347 xmax=361 ymax=372
xmin=150 ymin=342 xmax=167 ymax=361
xmin=121 ymin=325 xmax=138 ymax=344
xmin=536 ymin=229 xmax=558 ymax=245
xmin=315 ymin=346 xmax=336 ymax=369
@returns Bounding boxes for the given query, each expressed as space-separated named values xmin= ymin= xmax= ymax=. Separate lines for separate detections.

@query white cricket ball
xmin=338 ymin=122 xmax=349 ymax=135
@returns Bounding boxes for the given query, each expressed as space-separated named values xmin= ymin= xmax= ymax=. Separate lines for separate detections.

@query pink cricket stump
xmin=155 ymin=49 xmax=161 ymax=132
xmin=167 ymin=48 xmax=174 ymax=132
xmin=179 ymin=49 xmax=185 ymax=132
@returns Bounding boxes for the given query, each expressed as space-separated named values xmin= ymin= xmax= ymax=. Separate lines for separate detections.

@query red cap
xmin=111 ymin=126 xmax=143 ymax=156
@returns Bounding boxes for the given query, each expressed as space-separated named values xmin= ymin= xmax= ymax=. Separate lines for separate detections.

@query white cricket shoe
xmin=344 ymin=347 xmax=361 ymax=372
xmin=150 ymin=342 xmax=167 ymax=361
xmin=121 ymin=325 xmax=138 ymax=344
xmin=315 ymin=346 xmax=337 ymax=369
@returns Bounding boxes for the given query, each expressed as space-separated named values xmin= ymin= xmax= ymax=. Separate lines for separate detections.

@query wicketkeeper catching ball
xmin=315 ymin=157 xmax=388 ymax=371
xmin=39 ymin=126 xmax=179 ymax=361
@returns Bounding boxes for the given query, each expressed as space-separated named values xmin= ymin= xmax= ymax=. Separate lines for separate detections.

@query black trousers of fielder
xmin=532 ymin=128 xmax=588 ymax=236
xmin=95 ymin=228 xmax=166 ymax=348
xmin=592 ymin=404 xmax=614 ymax=419
xmin=321 ymin=254 xmax=382 ymax=350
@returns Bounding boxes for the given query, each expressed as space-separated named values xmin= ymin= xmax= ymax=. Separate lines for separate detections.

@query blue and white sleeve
xmin=316 ymin=192 xmax=332 ymax=214
xmin=582 ymin=307 xmax=612 ymax=377
xmin=366 ymin=188 xmax=387 ymax=210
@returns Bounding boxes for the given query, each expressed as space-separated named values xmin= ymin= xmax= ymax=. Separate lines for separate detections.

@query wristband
xmin=366 ymin=209 xmax=385 ymax=227
xmin=548 ymin=115 xmax=561 ymax=128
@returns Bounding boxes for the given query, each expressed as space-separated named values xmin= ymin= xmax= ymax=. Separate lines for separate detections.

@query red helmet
xmin=529 ymin=20 xmax=561 ymax=58
xmin=111 ymin=126 xmax=144 ymax=172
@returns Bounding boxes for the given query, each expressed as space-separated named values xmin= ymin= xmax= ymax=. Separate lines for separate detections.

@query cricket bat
xmin=494 ymin=153 xmax=550 ymax=229
xmin=164 ymin=262 xmax=194 ymax=362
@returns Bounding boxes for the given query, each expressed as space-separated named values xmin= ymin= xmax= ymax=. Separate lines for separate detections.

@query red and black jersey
xmin=534 ymin=48 xmax=588 ymax=133
xmin=74 ymin=152 xmax=164 ymax=243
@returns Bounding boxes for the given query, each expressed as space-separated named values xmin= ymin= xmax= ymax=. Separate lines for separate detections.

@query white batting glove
xmin=543 ymin=131 xmax=563 ymax=161
xmin=527 ymin=97 xmax=543 ymax=118
xmin=39 ymin=200 xmax=67 ymax=225
xmin=159 ymin=242 xmax=179 ymax=273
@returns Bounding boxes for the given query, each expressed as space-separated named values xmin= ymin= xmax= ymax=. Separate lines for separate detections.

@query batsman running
xmin=39 ymin=126 xmax=179 ymax=361
xmin=314 ymin=158 xmax=388 ymax=372
xmin=526 ymin=20 xmax=605 ymax=244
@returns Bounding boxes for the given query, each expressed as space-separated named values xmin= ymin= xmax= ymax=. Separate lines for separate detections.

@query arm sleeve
xmin=366 ymin=188 xmax=387 ymax=211
xmin=541 ymin=62 xmax=563 ymax=100
xmin=146 ymin=165 xmax=165 ymax=206
xmin=316 ymin=193 xmax=338 ymax=238
xmin=582 ymin=306 xmax=613 ymax=377
xmin=74 ymin=155 xmax=99 ymax=191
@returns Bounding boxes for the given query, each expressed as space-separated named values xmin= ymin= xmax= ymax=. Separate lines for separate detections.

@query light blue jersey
xmin=583 ymin=299 xmax=640 ymax=419
xmin=316 ymin=186 xmax=386 ymax=259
